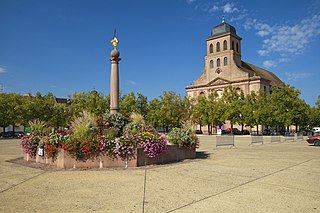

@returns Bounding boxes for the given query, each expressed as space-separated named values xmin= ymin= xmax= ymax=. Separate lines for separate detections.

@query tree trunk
xmin=256 ymin=125 xmax=259 ymax=135
xmin=12 ymin=125 xmax=15 ymax=138
xmin=241 ymin=123 xmax=244 ymax=131
xmin=207 ymin=124 xmax=211 ymax=135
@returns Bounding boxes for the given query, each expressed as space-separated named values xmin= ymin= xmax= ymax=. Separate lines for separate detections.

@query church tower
xmin=205 ymin=18 xmax=242 ymax=82
xmin=186 ymin=19 xmax=282 ymax=100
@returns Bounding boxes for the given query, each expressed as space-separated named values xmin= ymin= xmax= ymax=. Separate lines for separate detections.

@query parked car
xmin=312 ymin=127 xmax=320 ymax=132
xmin=306 ymin=132 xmax=320 ymax=146
xmin=226 ymin=128 xmax=241 ymax=135
xmin=1 ymin=131 xmax=14 ymax=138
xmin=263 ymin=129 xmax=271 ymax=135
xmin=240 ymin=130 xmax=250 ymax=135
xmin=221 ymin=130 xmax=229 ymax=135
xmin=14 ymin=131 xmax=25 ymax=138
xmin=195 ymin=130 xmax=203 ymax=134
xmin=1 ymin=131 xmax=24 ymax=138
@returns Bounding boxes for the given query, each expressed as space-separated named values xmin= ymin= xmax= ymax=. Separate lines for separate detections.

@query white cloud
xmin=257 ymin=14 xmax=320 ymax=57
xmin=279 ymin=57 xmax=290 ymax=63
xmin=186 ymin=0 xmax=196 ymax=4
xmin=257 ymin=50 xmax=268 ymax=56
xmin=285 ymin=72 xmax=311 ymax=81
xmin=209 ymin=5 xmax=219 ymax=13
xmin=128 ymin=80 xmax=137 ymax=85
xmin=223 ymin=3 xmax=238 ymax=14
xmin=263 ymin=60 xmax=276 ymax=68
xmin=0 ymin=67 xmax=6 ymax=73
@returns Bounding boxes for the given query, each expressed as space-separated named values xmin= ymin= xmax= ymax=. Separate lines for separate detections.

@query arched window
xmin=217 ymin=58 xmax=220 ymax=67
xmin=209 ymin=44 xmax=213 ymax=53
xmin=216 ymin=42 xmax=220 ymax=52
xmin=236 ymin=43 xmax=239 ymax=53
xmin=223 ymin=40 xmax=227 ymax=50
xmin=231 ymin=41 xmax=235 ymax=50
xmin=210 ymin=60 xmax=214 ymax=68
xmin=224 ymin=57 xmax=228 ymax=66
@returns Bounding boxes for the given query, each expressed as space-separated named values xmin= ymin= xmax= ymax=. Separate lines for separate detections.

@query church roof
xmin=211 ymin=22 xmax=237 ymax=37
xmin=240 ymin=61 xmax=283 ymax=86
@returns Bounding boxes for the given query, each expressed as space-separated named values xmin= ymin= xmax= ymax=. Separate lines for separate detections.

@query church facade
xmin=186 ymin=20 xmax=283 ymax=133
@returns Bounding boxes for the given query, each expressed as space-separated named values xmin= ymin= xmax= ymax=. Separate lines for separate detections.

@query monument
xmin=109 ymin=32 xmax=121 ymax=114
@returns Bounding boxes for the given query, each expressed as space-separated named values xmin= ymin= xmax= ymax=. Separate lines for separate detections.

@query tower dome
xmin=211 ymin=22 xmax=237 ymax=37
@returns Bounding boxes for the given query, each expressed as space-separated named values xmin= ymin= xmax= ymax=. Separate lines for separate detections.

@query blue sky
xmin=1 ymin=0 xmax=320 ymax=105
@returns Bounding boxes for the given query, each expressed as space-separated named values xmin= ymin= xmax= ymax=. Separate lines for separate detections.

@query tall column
xmin=109 ymin=49 xmax=121 ymax=114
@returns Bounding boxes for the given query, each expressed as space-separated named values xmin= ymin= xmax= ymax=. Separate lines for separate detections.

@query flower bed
xmin=22 ymin=145 xmax=195 ymax=169
xmin=20 ymin=112 xmax=198 ymax=169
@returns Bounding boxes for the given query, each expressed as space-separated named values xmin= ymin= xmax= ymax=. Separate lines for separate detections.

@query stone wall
xmin=22 ymin=145 xmax=196 ymax=169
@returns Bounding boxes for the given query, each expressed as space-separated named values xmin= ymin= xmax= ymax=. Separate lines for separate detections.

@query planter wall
xmin=22 ymin=144 xmax=196 ymax=169
xmin=23 ymin=153 xmax=36 ymax=162
xmin=137 ymin=145 xmax=196 ymax=166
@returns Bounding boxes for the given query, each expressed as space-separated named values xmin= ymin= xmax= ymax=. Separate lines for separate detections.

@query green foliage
xmin=124 ymin=113 xmax=146 ymax=134
xmin=101 ymin=112 xmax=127 ymax=136
xmin=0 ymin=93 xmax=24 ymax=131
xmin=135 ymin=93 xmax=148 ymax=117
xmin=120 ymin=92 xmax=137 ymax=118
xmin=22 ymin=92 xmax=56 ymax=126
xmin=146 ymin=91 xmax=187 ymax=130
xmin=167 ymin=127 xmax=199 ymax=148
xmin=69 ymin=91 xmax=108 ymax=117
xmin=220 ymin=86 xmax=244 ymax=128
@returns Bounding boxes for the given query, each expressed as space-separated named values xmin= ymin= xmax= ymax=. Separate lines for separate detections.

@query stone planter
xmin=137 ymin=144 xmax=196 ymax=166
xmin=23 ymin=152 xmax=36 ymax=162
xmin=22 ymin=144 xmax=196 ymax=169
xmin=35 ymin=147 xmax=46 ymax=164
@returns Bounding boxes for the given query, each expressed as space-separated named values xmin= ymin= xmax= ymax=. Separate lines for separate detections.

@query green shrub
xmin=167 ymin=127 xmax=199 ymax=148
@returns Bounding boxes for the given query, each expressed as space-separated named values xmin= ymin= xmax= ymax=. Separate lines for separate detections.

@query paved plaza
xmin=0 ymin=136 xmax=319 ymax=212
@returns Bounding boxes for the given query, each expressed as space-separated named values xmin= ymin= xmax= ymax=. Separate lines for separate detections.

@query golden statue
xmin=111 ymin=37 xmax=118 ymax=48
xmin=111 ymin=29 xmax=119 ymax=49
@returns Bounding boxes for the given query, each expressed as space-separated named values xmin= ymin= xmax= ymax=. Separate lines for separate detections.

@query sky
xmin=0 ymin=0 xmax=320 ymax=106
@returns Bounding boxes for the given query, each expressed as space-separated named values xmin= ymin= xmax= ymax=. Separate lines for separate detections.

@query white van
xmin=312 ymin=127 xmax=320 ymax=132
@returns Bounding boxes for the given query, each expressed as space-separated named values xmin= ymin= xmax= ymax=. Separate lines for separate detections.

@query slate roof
xmin=240 ymin=61 xmax=283 ymax=86
xmin=211 ymin=22 xmax=237 ymax=37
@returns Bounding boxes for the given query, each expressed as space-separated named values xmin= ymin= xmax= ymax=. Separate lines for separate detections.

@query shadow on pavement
xmin=196 ymin=151 xmax=210 ymax=159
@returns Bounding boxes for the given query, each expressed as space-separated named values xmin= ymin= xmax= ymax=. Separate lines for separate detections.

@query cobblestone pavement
xmin=0 ymin=136 xmax=319 ymax=212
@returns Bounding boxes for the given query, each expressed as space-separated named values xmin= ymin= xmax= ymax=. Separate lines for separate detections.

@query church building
xmin=185 ymin=19 xmax=283 ymax=133
xmin=186 ymin=19 xmax=282 ymax=99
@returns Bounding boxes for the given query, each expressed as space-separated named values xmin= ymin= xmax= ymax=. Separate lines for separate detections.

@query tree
xmin=147 ymin=98 xmax=162 ymax=128
xmin=22 ymin=92 xmax=57 ymax=125
xmin=193 ymin=94 xmax=210 ymax=133
xmin=207 ymin=91 xmax=225 ymax=133
xmin=135 ymin=92 xmax=148 ymax=118
xmin=316 ymin=95 xmax=320 ymax=108
xmin=308 ymin=107 xmax=320 ymax=129
xmin=147 ymin=91 xmax=186 ymax=131
xmin=47 ymin=103 xmax=72 ymax=128
xmin=267 ymin=84 xmax=302 ymax=131
xmin=69 ymin=91 xmax=108 ymax=118
xmin=0 ymin=93 xmax=25 ymax=133
xmin=119 ymin=92 xmax=136 ymax=118
xmin=220 ymin=86 xmax=243 ymax=129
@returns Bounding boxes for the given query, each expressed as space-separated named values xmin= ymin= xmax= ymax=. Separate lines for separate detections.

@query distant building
xmin=186 ymin=20 xmax=283 ymax=133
